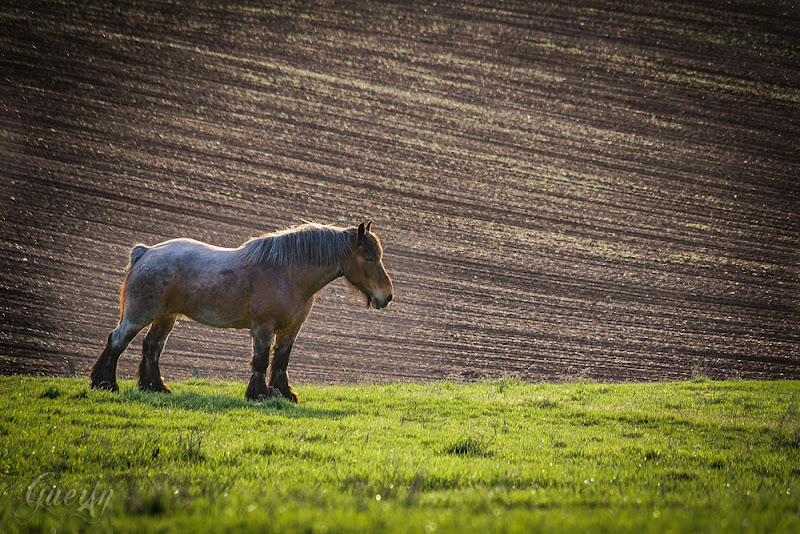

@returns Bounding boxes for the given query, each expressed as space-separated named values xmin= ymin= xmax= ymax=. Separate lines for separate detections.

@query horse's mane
xmin=239 ymin=223 xmax=355 ymax=266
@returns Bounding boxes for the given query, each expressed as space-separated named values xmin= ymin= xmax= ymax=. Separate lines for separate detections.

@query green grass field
xmin=1 ymin=377 xmax=798 ymax=533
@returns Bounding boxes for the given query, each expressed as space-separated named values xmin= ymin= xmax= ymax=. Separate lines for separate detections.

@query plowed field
xmin=2 ymin=0 xmax=798 ymax=385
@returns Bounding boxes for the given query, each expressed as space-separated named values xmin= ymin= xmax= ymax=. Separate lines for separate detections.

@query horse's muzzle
xmin=371 ymin=293 xmax=393 ymax=310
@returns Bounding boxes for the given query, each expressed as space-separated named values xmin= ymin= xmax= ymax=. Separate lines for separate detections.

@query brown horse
xmin=90 ymin=222 xmax=393 ymax=402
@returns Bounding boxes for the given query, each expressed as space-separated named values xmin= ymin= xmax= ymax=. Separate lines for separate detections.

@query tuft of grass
xmin=442 ymin=434 xmax=494 ymax=457
xmin=777 ymin=403 xmax=800 ymax=450
xmin=176 ymin=427 xmax=211 ymax=461
xmin=38 ymin=385 xmax=61 ymax=399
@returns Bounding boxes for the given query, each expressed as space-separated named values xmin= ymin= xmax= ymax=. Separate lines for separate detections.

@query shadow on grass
xmin=117 ymin=386 xmax=354 ymax=419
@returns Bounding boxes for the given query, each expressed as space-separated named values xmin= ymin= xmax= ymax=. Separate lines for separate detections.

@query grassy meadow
xmin=1 ymin=377 xmax=798 ymax=532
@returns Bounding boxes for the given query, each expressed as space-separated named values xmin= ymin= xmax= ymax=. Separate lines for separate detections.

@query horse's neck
xmin=291 ymin=262 xmax=343 ymax=300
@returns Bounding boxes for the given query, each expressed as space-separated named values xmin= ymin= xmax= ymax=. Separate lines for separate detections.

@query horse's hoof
xmin=248 ymin=392 xmax=275 ymax=402
xmin=138 ymin=378 xmax=172 ymax=393
xmin=252 ymin=390 xmax=298 ymax=404
xmin=268 ymin=383 xmax=299 ymax=403
xmin=246 ymin=387 xmax=274 ymax=402
xmin=91 ymin=380 xmax=119 ymax=392
xmin=139 ymin=384 xmax=172 ymax=393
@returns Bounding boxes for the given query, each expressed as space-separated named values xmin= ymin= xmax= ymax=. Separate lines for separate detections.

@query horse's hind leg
xmin=137 ymin=315 xmax=177 ymax=393
xmin=90 ymin=318 xmax=143 ymax=392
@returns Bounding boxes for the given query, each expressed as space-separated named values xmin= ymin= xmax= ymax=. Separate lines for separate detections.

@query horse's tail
xmin=118 ymin=244 xmax=150 ymax=323
xmin=127 ymin=244 xmax=150 ymax=273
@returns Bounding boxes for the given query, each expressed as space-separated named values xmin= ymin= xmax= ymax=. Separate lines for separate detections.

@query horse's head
xmin=341 ymin=221 xmax=394 ymax=309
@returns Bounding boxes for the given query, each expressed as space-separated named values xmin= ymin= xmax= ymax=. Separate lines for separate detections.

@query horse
xmin=89 ymin=221 xmax=394 ymax=402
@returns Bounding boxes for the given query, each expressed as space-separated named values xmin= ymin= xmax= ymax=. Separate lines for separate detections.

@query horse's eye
xmin=364 ymin=256 xmax=374 ymax=264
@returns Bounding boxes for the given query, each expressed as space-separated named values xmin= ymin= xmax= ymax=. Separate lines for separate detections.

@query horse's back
xmin=122 ymin=238 xmax=254 ymax=328
xmin=127 ymin=239 xmax=235 ymax=277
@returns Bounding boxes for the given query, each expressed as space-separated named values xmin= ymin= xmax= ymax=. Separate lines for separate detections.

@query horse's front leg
xmin=269 ymin=332 xmax=299 ymax=403
xmin=245 ymin=325 xmax=275 ymax=401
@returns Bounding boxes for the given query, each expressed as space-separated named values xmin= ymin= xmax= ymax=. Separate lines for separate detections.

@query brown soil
xmin=1 ymin=0 xmax=798 ymax=386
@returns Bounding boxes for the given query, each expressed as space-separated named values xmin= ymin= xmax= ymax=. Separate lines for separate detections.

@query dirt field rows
xmin=1 ymin=0 xmax=798 ymax=385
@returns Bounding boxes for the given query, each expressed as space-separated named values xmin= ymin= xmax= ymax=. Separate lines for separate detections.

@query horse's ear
xmin=357 ymin=222 xmax=366 ymax=243
xmin=365 ymin=220 xmax=372 ymax=234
